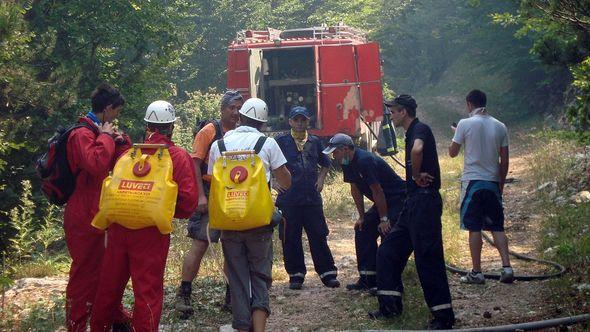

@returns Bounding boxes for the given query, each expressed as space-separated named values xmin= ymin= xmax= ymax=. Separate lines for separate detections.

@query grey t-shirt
xmin=452 ymin=111 xmax=508 ymax=182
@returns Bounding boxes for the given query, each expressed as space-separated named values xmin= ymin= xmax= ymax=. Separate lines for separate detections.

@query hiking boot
xmin=460 ymin=271 xmax=485 ymax=284
xmin=289 ymin=282 xmax=303 ymax=290
xmin=323 ymin=279 xmax=340 ymax=288
xmin=500 ymin=266 xmax=514 ymax=284
xmin=174 ymin=290 xmax=194 ymax=317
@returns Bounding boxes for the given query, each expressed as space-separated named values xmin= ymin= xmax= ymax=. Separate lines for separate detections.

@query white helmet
xmin=239 ymin=98 xmax=268 ymax=123
xmin=144 ymin=100 xmax=177 ymax=123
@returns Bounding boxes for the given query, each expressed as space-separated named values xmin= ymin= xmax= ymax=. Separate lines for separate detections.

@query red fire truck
xmin=226 ymin=25 xmax=384 ymax=147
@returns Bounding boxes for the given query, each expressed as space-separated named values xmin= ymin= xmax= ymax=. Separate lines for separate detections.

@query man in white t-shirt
xmin=208 ymin=98 xmax=291 ymax=332
xmin=448 ymin=89 xmax=513 ymax=285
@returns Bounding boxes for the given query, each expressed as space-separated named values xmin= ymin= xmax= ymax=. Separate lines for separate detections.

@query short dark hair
xmin=466 ymin=89 xmax=487 ymax=108
xmin=91 ymin=83 xmax=125 ymax=114
xmin=147 ymin=122 xmax=174 ymax=135
xmin=392 ymin=105 xmax=416 ymax=118
xmin=239 ymin=114 xmax=264 ymax=130
xmin=402 ymin=106 xmax=416 ymax=118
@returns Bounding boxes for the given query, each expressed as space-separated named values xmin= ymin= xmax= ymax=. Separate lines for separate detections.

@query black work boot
xmin=428 ymin=308 xmax=455 ymax=330
xmin=368 ymin=300 xmax=402 ymax=320
xmin=346 ymin=279 xmax=367 ymax=291
xmin=288 ymin=276 xmax=304 ymax=290
xmin=322 ymin=278 xmax=340 ymax=288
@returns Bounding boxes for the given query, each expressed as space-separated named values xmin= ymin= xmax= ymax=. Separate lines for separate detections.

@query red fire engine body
xmin=227 ymin=26 xmax=384 ymax=143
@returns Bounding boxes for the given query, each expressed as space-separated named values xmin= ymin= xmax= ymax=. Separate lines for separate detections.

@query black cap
xmin=384 ymin=94 xmax=417 ymax=110
xmin=289 ymin=106 xmax=311 ymax=119
xmin=322 ymin=133 xmax=354 ymax=154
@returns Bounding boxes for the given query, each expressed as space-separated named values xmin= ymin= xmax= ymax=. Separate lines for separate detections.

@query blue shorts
xmin=460 ymin=180 xmax=505 ymax=232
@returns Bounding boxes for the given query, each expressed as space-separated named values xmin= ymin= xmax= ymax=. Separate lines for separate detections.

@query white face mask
xmin=469 ymin=107 xmax=486 ymax=117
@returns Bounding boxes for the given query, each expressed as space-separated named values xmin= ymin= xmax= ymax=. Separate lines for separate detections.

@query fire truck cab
xmin=227 ymin=25 xmax=384 ymax=147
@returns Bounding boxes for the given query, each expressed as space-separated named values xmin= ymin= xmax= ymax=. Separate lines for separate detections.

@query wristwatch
xmin=380 ymin=216 xmax=389 ymax=223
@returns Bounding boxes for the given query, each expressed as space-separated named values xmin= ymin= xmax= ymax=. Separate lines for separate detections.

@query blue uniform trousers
xmin=279 ymin=205 xmax=337 ymax=284
xmin=355 ymin=197 xmax=404 ymax=287
xmin=376 ymin=190 xmax=454 ymax=323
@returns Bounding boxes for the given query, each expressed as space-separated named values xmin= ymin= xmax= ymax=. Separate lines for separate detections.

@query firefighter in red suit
xmin=64 ymin=83 xmax=132 ymax=331
xmin=90 ymin=100 xmax=199 ymax=331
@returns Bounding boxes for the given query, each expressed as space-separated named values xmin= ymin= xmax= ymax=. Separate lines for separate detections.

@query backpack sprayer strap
xmin=131 ymin=143 xmax=168 ymax=159
xmin=217 ymin=136 xmax=268 ymax=167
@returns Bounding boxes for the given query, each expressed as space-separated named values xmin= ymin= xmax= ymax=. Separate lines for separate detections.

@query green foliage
xmin=567 ymin=56 xmax=590 ymax=130
xmin=0 ymin=295 xmax=66 ymax=332
xmin=497 ymin=0 xmax=590 ymax=130
xmin=542 ymin=202 xmax=590 ymax=270
xmin=173 ymin=90 xmax=222 ymax=150
xmin=8 ymin=180 xmax=37 ymax=261
xmin=0 ymin=0 xmax=203 ymax=253
xmin=6 ymin=180 xmax=64 ymax=274
xmin=377 ymin=0 xmax=570 ymax=123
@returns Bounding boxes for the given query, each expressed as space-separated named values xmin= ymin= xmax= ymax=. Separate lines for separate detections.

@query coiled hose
xmin=446 ymin=232 xmax=566 ymax=280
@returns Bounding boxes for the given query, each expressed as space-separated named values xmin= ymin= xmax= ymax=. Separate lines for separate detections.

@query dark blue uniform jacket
xmin=276 ymin=133 xmax=331 ymax=207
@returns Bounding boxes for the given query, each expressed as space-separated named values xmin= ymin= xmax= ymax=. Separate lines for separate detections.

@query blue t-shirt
xmin=342 ymin=148 xmax=406 ymax=202
xmin=404 ymin=118 xmax=441 ymax=193
xmin=276 ymin=133 xmax=331 ymax=206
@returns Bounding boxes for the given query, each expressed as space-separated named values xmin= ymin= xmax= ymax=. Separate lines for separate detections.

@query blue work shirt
xmin=404 ymin=118 xmax=441 ymax=194
xmin=342 ymin=148 xmax=406 ymax=202
xmin=276 ymin=133 xmax=331 ymax=207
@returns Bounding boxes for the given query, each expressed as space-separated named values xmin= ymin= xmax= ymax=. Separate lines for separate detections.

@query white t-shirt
xmin=452 ymin=109 xmax=508 ymax=182
xmin=208 ymin=126 xmax=287 ymax=181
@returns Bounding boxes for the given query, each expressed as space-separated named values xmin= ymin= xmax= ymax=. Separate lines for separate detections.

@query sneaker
xmin=289 ymin=282 xmax=303 ymax=290
xmin=500 ymin=267 xmax=514 ymax=284
xmin=174 ymin=290 xmax=194 ymax=317
xmin=460 ymin=271 xmax=485 ymax=284
xmin=323 ymin=279 xmax=340 ymax=288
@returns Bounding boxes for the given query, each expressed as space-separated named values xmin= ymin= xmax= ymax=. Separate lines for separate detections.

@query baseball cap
xmin=220 ymin=90 xmax=244 ymax=110
xmin=322 ymin=133 xmax=354 ymax=154
xmin=289 ymin=106 xmax=311 ymax=119
xmin=384 ymin=94 xmax=417 ymax=110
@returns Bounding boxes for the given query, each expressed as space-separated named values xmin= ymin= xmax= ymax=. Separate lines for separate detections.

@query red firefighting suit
xmin=64 ymin=117 xmax=132 ymax=331
xmin=90 ymin=132 xmax=199 ymax=331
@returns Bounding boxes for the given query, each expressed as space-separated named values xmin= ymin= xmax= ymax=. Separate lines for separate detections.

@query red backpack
xmin=36 ymin=121 xmax=99 ymax=205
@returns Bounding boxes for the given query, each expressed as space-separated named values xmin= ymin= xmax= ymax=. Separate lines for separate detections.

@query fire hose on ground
xmin=445 ymin=232 xmax=566 ymax=281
